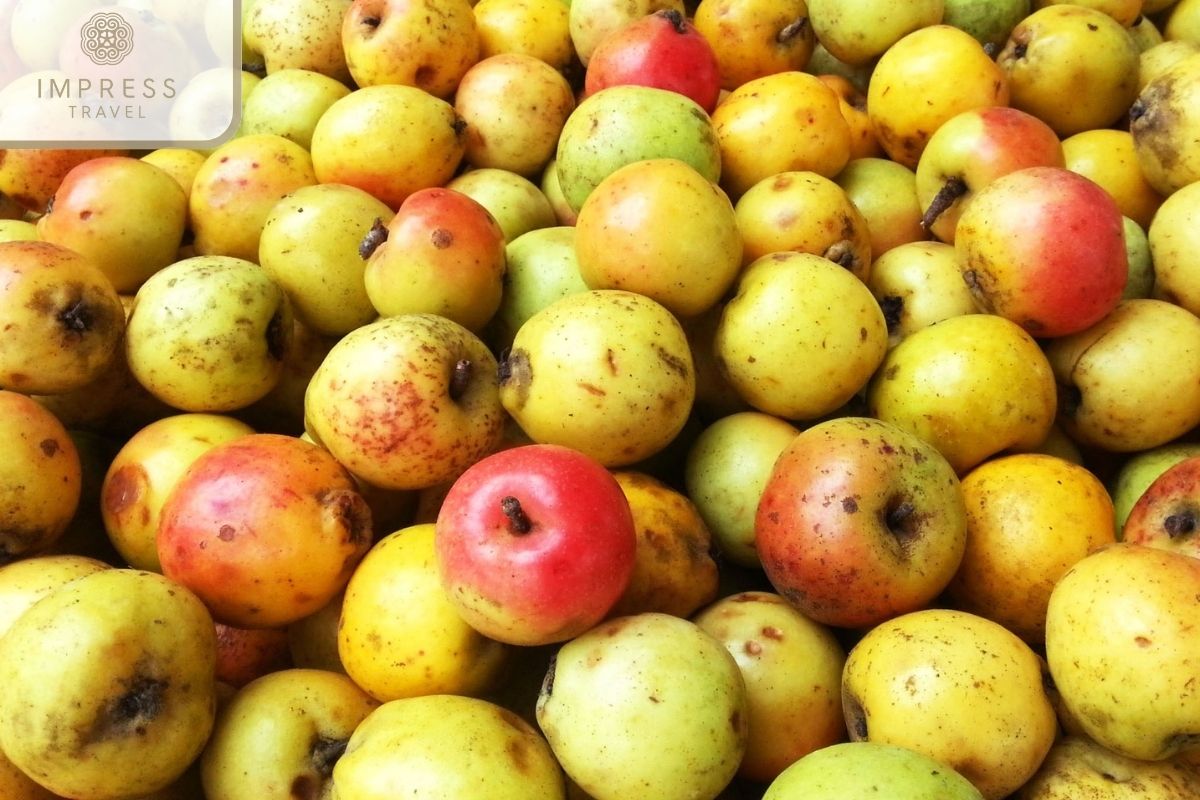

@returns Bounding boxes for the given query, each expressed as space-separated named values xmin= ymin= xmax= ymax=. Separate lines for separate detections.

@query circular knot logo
xmin=80 ymin=12 xmax=135 ymax=66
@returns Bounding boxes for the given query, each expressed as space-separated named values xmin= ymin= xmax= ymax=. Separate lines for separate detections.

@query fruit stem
xmin=57 ymin=300 xmax=93 ymax=334
xmin=358 ymin=217 xmax=388 ymax=259
xmin=886 ymin=501 xmax=916 ymax=534
xmin=920 ymin=176 xmax=968 ymax=231
xmin=1164 ymin=511 xmax=1197 ymax=538
xmin=310 ymin=736 xmax=348 ymax=777
xmin=661 ymin=7 xmax=686 ymax=34
xmin=501 ymin=496 xmax=533 ymax=535
xmin=449 ymin=359 xmax=472 ymax=401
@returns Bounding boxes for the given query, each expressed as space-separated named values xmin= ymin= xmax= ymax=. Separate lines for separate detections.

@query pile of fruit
xmin=2 ymin=0 xmax=1200 ymax=797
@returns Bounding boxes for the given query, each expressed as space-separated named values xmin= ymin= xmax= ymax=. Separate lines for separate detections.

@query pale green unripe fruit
xmin=807 ymin=0 xmax=945 ymax=65
xmin=125 ymin=255 xmax=292 ymax=412
xmin=765 ymin=742 xmax=984 ymax=799
xmin=536 ymin=613 xmax=748 ymax=800
xmin=498 ymin=289 xmax=695 ymax=467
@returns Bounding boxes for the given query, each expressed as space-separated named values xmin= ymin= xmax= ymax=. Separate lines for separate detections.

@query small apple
xmin=472 ymin=0 xmax=574 ymax=71
xmin=1148 ymin=177 xmax=1200 ymax=317
xmin=1122 ymin=456 xmax=1200 ymax=559
xmin=867 ymin=241 xmax=979 ymax=347
xmin=1016 ymin=735 xmax=1200 ymax=799
xmin=807 ymin=0 xmax=942 ymax=65
xmin=764 ymin=741 xmax=985 ymax=800
xmin=0 ymin=147 xmax=124 ymax=215
xmin=212 ymin=623 xmax=291 ymax=688
xmin=239 ymin=68 xmax=351 ymax=150
xmin=487 ymin=225 xmax=586 ymax=350
xmin=243 ymin=0 xmax=353 ymax=82
xmin=445 ymin=168 xmax=557 ymax=244
xmin=834 ymin=157 xmax=926 ymax=259
xmin=0 ymin=554 xmax=109 ymax=640
xmin=1111 ymin=442 xmax=1200 ymax=533
xmin=1131 ymin=49 xmax=1200 ymax=196
xmin=567 ymin=0 xmax=684 ymax=65
xmin=943 ymin=0 xmax=1029 ymax=49
xmin=756 ymin=416 xmax=968 ymax=629
xmin=692 ymin=0 xmax=815 ymax=91
xmin=434 ymin=443 xmax=637 ymax=645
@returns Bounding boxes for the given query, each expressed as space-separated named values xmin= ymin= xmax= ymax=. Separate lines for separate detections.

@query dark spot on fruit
xmin=541 ymin=654 xmax=556 ymax=698
xmin=842 ymin=497 xmax=859 ymax=513
xmin=1135 ymin=636 xmax=1152 ymax=648
xmin=290 ymin=775 xmax=318 ymax=800
xmin=743 ymin=641 xmax=762 ymax=656
xmin=761 ymin=626 xmax=783 ymax=640
xmin=1164 ymin=511 xmax=1196 ymax=538
xmin=39 ymin=438 xmax=59 ymax=456
xmin=218 ymin=525 xmax=236 ymax=541
xmin=309 ymin=735 xmax=348 ymax=778
xmin=431 ymin=228 xmax=453 ymax=249
xmin=654 ymin=345 xmax=689 ymax=379
xmin=1087 ymin=22 xmax=1098 ymax=30
xmin=266 ymin=310 xmax=288 ymax=361
xmin=57 ymin=299 xmax=94 ymax=334
xmin=88 ymin=676 xmax=168 ymax=742
xmin=844 ymin=691 xmax=868 ymax=740
xmin=449 ymin=359 xmax=472 ymax=401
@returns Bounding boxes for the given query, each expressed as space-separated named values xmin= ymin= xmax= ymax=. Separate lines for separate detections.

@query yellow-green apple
xmin=124 ymin=255 xmax=293 ymax=412
xmin=258 ymin=182 xmax=391 ymax=337
xmin=434 ymin=444 xmax=636 ymax=645
xmin=694 ymin=591 xmax=846 ymax=784
xmin=715 ymin=252 xmax=887 ymax=420
xmin=1139 ymin=40 xmax=1200 ymax=92
xmin=1045 ymin=299 xmax=1200 ymax=452
xmin=473 ymin=0 xmax=574 ymax=70
xmin=583 ymin=9 xmax=721 ymax=113
xmin=867 ymin=313 xmax=1057 ymax=474
xmin=943 ymin=0 xmax=1029 ymax=48
xmin=693 ymin=0 xmax=815 ymax=91
xmin=1046 ymin=543 xmax=1200 ymax=761
xmin=243 ymin=0 xmax=352 ymax=82
xmin=684 ymin=411 xmax=800 ymax=569
xmin=734 ymin=171 xmax=871 ymax=278
xmin=0 ymin=240 xmax=126 ymax=395
xmin=0 ymin=147 xmax=125 ymax=215
xmin=1121 ymin=216 xmax=1156 ymax=300
xmin=0 ymin=569 xmax=217 ymax=799
xmin=1122 ymin=456 xmax=1200 ymax=558
xmin=1017 ymin=735 xmax=1200 ymax=799
xmin=954 ymin=166 xmax=1127 ymax=338
xmin=606 ymin=471 xmax=718 ymax=619
xmin=567 ymin=0 xmax=684 ymax=65
xmin=806 ymin=0 xmax=943 ymax=65
xmin=189 ymin=134 xmax=317 ymax=262
xmin=338 ymin=522 xmax=509 ymax=700
xmin=756 ymin=416 xmax=967 ymax=629
xmin=157 ymin=433 xmax=373 ymax=628
xmin=487 ymin=226 xmax=586 ymax=350
xmin=455 ymin=53 xmax=575 ymax=177
xmin=713 ymin=71 xmax=851 ymax=198
xmin=1148 ymin=177 xmax=1200 ymax=316
xmin=555 ymin=85 xmax=721 ymax=213
xmin=0 ymin=220 xmax=37 ymax=242
xmin=287 ymin=591 xmax=346 ymax=673
xmin=1112 ymin=443 xmax=1200 ymax=533
xmin=37 ymin=156 xmax=187 ymax=293
xmin=310 ymin=84 xmax=467 ymax=210
xmin=997 ymin=5 xmax=1139 ymax=136
xmin=362 ymin=187 xmax=505 ymax=332
xmin=140 ymin=148 xmax=207 ymax=205
xmin=304 ymin=313 xmax=506 ymax=490
xmin=540 ymin=158 xmax=578 ymax=225
xmin=866 ymin=241 xmax=978 ymax=347
xmin=101 ymin=413 xmax=255 ymax=572
xmin=946 ymin=453 xmax=1116 ymax=644
xmin=764 ymin=741 xmax=985 ymax=799
xmin=574 ymin=158 xmax=742 ymax=318
xmin=342 ymin=0 xmax=479 ymax=97
xmin=445 ymin=168 xmax=557 ymax=244
xmin=0 ymin=390 xmax=81 ymax=564
xmin=834 ymin=157 xmax=925 ymax=259
xmin=239 ymin=68 xmax=351 ymax=150
xmin=536 ymin=613 xmax=747 ymax=800
xmin=212 ymin=622 xmax=291 ymax=689
xmin=1062 ymin=128 xmax=1164 ymax=230
xmin=842 ymin=608 xmax=1057 ymax=799
xmin=0 ymin=554 xmax=108 ymax=639
xmin=498 ymin=289 xmax=695 ymax=467
xmin=332 ymin=694 xmax=565 ymax=797
xmin=201 ymin=668 xmax=378 ymax=800
xmin=868 ymin=25 xmax=1009 ymax=169
xmin=915 ymin=106 xmax=1064 ymax=244
xmin=1165 ymin=0 xmax=1200 ymax=40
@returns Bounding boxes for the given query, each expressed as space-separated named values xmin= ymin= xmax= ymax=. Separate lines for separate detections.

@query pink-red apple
xmin=755 ymin=416 xmax=968 ymax=630
xmin=583 ymin=9 xmax=721 ymax=113
xmin=955 ymin=166 xmax=1127 ymax=338
xmin=434 ymin=443 xmax=637 ymax=645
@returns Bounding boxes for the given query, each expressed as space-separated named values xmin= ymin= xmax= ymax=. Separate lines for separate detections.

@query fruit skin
xmin=1148 ymin=178 xmax=1200 ymax=318
xmin=200 ymin=668 xmax=379 ymax=800
xmin=568 ymin=0 xmax=685 ymax=66
xmin=239 ymin=68 xmax=352 ymax=151
xmin=331 ymin=694 xmax=566 ymax=799
xmin=945 ymin=453 xmax=1116 ymax=644
xmin=498 ymin=290 xmax=695 ymax=467
xmin=0 ymin=147 xmax=124 ymax=214
xmin=1131 ymin=53 xmax=1200 ymax=197
xmin=435 ymin=444 xmax=637 ymax=646
xmin=692 ymin=0 xmax=816 ymax=91
xmin=0 ymin=390 xmax=83 ymax=564
xmin=0 ymin=240 xmax=127 ymax=396
xmin=694 ymin=591 xmax=847 ymax=784
xmin=1045 ymin=299 xmax=1200 ymax=453
xmin=763 ymin=741 xmax=985 ymax=800
xmin=0 ymin=569 xmax=218 ymax=800
xmin=806 ymin=0 xmax=945 ymax=66
xmin=1111 ymin=443 xmax=1200 ymax=534
xmin=842 ymin=608 xmax=1058 ymax=800
xmin=1045 ymin=544 xmax=1200 ymax=761
xmin=867 ymin=313 xmax=1057 ymax=474
xmin=535 ymin=613 xmax=748 ymax=800
xmin=0 ymin=554 xmax=109 ymax=639
xmin=756 ymin=416 xmax=968 ymax=629
xmin=866 ymin=241 xmax=979 ymax=347
xmin=157 ymin=433 xmax=374 ymax=629
xmin=1122 ymin=456 xmax=1200 ymax=559
xmin=834 ymin=157 xmax=925 ymax=259
xmin=954 ymin=166 xmax=1127 ymax=339
xmin=304 ymin=313 xmax=506 ymax=491
xmin=1015 ymin=735 xmax=1200 ymax=799
xmin=338 ymin=523 xmax=509 ymax=700
xmin=243 ymin=0 xmax=353 ymax=83
xmin=1062 ymin=129 xmax=1164 ymax=231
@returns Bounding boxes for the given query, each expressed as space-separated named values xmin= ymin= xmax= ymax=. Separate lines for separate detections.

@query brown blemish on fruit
xmin=431 ymin=228 xmax=453 ymax=249
xmin=505 ymin=736 xmax=531 ymax=774
xmin=744 ymin=640 xmax=763 ymax=656
xmin=217 ymin=525 xmax=236 ymax=541
xmin=39 ymin=438 xmax=59 ymax=456
xmin=320 ymin=489 xmax=373 ymax=546
xmin=86 ymin=675 xmax=168 ymax=743
xmin=654 ymin=345 xmax=689 ymax=379
xmin=103 ymin=464 xmax=146 ymax=517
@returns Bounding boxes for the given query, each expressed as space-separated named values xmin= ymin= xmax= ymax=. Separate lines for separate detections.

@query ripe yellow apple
xmin=1016 ymin=735 xmax=1200 ymax=799
xmin=239 ymin=68 xmax=352 ymax=151
xmin=1062 ymin=128 xmax=1165 ymax=230
xmin=473 ymin=0 xmax=574 ymax=70
xmin=842 ymin=608 xmax=1058 ymax=799
xmin=1164 ymin=0 xmax=1200 ymax=43
xmin=867 ymin=313 xmax=1057 ymax=474
xmin=693 ymin=0 xmax=816 ymax=90
xmin=140 ymin=149 xmax=207 ymax=204
xmin=866 ymin=241 xmax=979 ymax=347
xmin=834 ymin=157 xmax=925 ymax=259
xmin=243 ymin=0 xmax=353 ymax=82
xmin=1033 ymin=0 xmax=1142 ymax=26
xmin=819 ymin=75 xmax=882 ymax=160
xmin=338 ymin=523 xmax=509 ymax=701
xmin=1131 ymin=53 xmax=1200 ymax=196
xmin=1148 ymin=173 xmax=1200 ymax=316
xmin=0 ymin=554 xmax=109 ymax=639
xmin=946 ymin=453 xmax=1116 ymax=643
xmin=1139 ymin=39 xmax=1200 ymax=92
xmin=694 ymin=591 xmax=846 ymax=784
xmin=807 ymin=0 xmax=944 ymax=65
